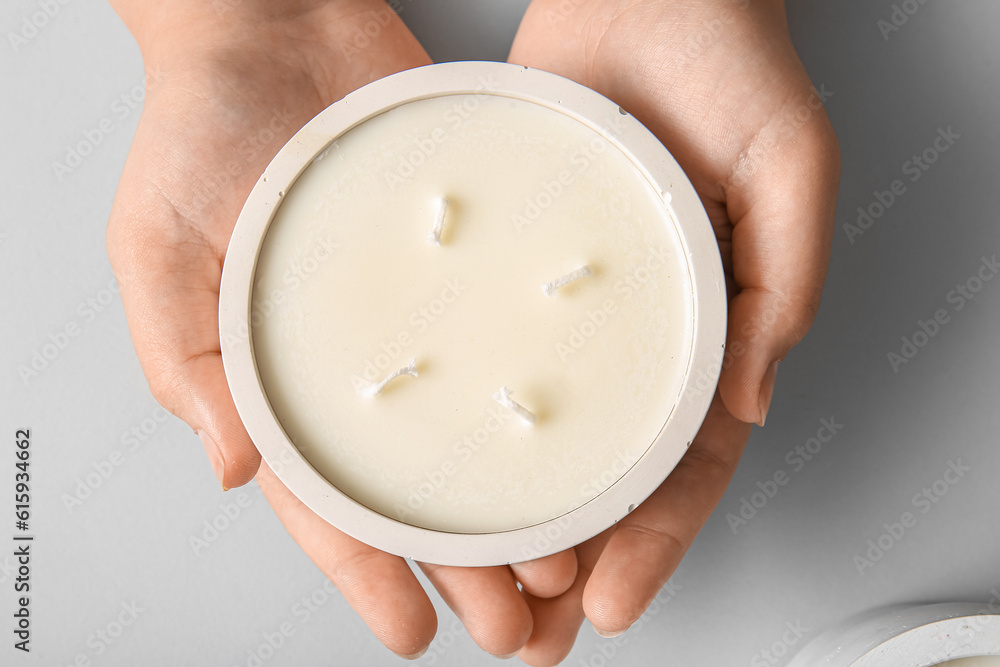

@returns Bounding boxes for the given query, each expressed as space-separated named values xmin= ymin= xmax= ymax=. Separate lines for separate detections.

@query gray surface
xmin=1 ymin=0 xmax=998 ymax=665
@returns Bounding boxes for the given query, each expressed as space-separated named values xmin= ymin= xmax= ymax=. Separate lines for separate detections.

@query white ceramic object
xmin=788 ymin=603 xmax=1000 ymax=667
xmin=219 ymin=62 xmax=726 ymax=566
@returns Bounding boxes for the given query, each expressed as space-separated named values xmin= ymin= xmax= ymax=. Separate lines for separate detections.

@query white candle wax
xmin=934 ymin=659 xmax=1000 ymax=666
xmin=250 ymin=92 xmax=692 ymax=533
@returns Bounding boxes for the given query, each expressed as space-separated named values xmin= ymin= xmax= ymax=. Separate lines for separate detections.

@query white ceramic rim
xmin=787 ymin=603 xmax=1000 ymax=667
xmin=219 ymin=61 xmax=726 ymax=566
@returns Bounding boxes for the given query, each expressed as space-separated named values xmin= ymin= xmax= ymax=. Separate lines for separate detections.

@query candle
xmin=787 ymin=603 xmax=1000 ymax=667
xmin=221 ymin=63 xmax=725 ymax=565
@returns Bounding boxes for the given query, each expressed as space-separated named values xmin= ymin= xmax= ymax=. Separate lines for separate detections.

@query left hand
xmin=106 ymin=0 xmax=578 ymax=659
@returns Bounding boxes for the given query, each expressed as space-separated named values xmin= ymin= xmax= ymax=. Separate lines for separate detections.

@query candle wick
xmin=366 ymin=359 xmax=419 ymax=397
xmin=542 ymin=265 xmax=592 ymax=297
xmin=427 ymin=197 xmax=450 ymax=246
xmin=492 ymin=386 xmax=537 ymax=425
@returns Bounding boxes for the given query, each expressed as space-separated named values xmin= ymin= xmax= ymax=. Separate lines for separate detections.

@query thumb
xmin=718 ymin=117 xmax=841 ymax=425
xmin=108 ymin=201 xmax=261 ymax=490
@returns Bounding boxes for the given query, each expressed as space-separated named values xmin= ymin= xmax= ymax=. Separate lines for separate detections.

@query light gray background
xmin=2 ymin=0 xmax=998 ymax=665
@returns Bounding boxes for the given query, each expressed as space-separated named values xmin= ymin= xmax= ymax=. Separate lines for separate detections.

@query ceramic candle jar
xmin=220 ymin=62 xmax=726 ymax=566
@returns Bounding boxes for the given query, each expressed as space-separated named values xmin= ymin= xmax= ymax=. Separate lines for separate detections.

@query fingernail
xmin=496 ymin=652 xmax=518 ymax=660
xmin=197 ymin=429 xmax=228 ymax=490
xmin=396 ymin=647 xmax=428 ymax=660
xmin=758 ymin=360 xmax=779 ymax=427
xmin=594 ymin=626 xmax=627 ymax=638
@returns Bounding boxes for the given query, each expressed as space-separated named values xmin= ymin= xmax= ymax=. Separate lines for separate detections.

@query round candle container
xmin=788 ymin=603 xmax=1000 ymax=667
xmin=220 ymin=61 xmax=726 ymax=566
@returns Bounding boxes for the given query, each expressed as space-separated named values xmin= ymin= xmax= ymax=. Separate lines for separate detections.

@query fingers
xmin=256 ymin=464 xmax=437 ymax=658
xmin=519 ymin=592 xmax=585 ymax=667
xmin=513 ymin=1 xmax=841 ymax=427
xmin=107 ymin=210 xmax=263 ymax=489
xmin=508 ymin=0 xmax=590 ymax=79
xmin=719 ymin=106 xmax=841 ymax=424
xmin=190 ymin=356 xmax=263 ymax=489
xmin=419 ymin=563 xmax=532 ymax=657
xmin=106 ymin=58 xmax=305 ymax=491
xmin=583 ymin=394 xmax=751 ymax=635
xmin=107 ymin=0 xmax=435 ymax=489
xmin=510 ymin=548 xmax=578 ymax=599
xmin=517 ymin=534 xmax=611 ymax=667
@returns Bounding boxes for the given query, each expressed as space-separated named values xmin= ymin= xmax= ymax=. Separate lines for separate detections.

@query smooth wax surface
xmin=252 ymin=93 xmax=693 ymax=533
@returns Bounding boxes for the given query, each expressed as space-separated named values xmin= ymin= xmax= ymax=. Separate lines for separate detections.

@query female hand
xmin=504 ymin=0 xmax=841 ymax=663
xmin=107 ymin=0 xmax=575 ymax=659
